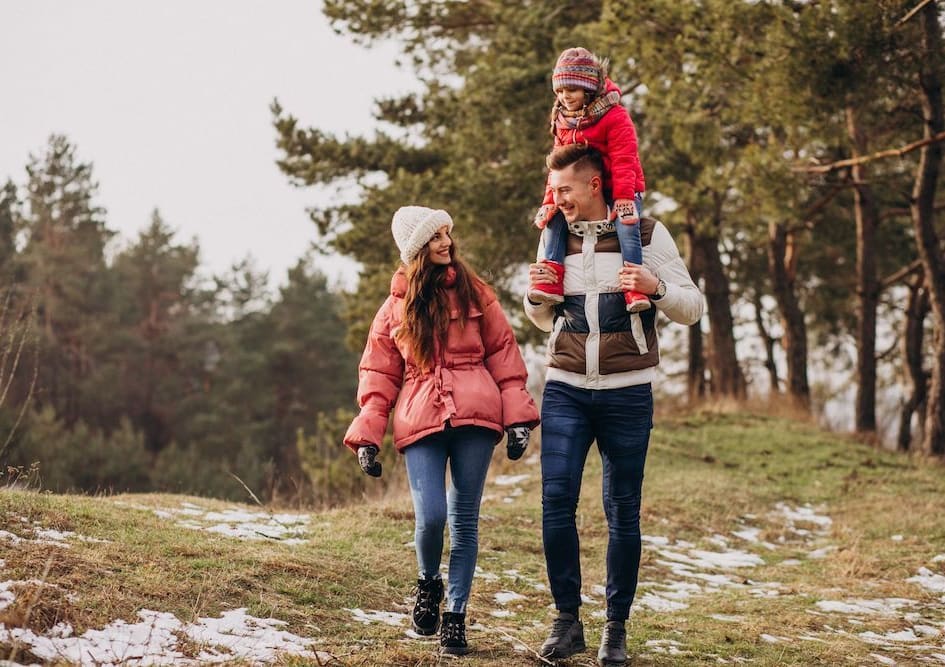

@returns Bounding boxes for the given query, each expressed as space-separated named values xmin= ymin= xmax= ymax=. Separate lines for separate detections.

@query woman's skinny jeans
xmin=404 ymin=425 xmax=496 ymax=614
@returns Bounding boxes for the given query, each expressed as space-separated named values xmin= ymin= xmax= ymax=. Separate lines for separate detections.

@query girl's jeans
xmin=542 ymin=193 xmax=644 ymax=267
xmin=540 ymin=380 xmax=653 ymax=621
xmin=404 ymin=425 xmax=496 ymax=614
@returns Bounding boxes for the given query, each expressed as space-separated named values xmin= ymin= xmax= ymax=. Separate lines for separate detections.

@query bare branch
xmin=896 ymin=0 xmax=935 ymax=28
xmin=882 ymin=259 xmax=924 ymax=288
xmin=795 ymin=130 xmax=945 ymax=174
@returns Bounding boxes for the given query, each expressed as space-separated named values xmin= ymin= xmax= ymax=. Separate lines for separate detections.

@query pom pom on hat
xmin=552 ymin=47 xmax=604 ymax=94
xmin=391 ymin=206 xmax=454 ymax=264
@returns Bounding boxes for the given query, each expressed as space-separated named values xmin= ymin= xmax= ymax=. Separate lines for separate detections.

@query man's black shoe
xmin=440 ymin=611 xmax=470 ymax=656
xmin=411 ymin=576 xmax=444 ymax=635
xmin=597 ymin=620 xmax=627 ymax=666
xmin=539 ymin=612 xmax=586 ymax=659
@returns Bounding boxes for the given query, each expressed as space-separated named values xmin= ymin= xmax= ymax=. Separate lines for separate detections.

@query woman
xmin=344 ymin=205 xmax=540 ymax=656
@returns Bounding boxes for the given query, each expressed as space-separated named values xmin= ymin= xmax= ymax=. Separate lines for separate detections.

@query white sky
xmin=0 ymin=1 xmax=419 ymax=289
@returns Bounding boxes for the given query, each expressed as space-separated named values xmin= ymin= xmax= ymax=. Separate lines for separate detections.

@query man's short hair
xmin=545 ymin=143 xmax=605 ymax=177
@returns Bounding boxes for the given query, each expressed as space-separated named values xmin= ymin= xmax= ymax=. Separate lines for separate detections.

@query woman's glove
xmin=357 ymin=444 xmax=383 ymax=477
xmin=505 ymin=425 xmax=531 ymax=460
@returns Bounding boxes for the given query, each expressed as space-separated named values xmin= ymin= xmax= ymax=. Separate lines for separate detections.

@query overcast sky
xmin=0 ymin=1 xmax=418 ymax=288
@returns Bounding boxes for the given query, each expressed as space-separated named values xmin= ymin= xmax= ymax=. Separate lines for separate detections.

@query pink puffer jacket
xmin=344 ymin=266 xmax=540 ymax=452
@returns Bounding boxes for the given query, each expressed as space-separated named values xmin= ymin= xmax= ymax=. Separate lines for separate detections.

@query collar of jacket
xmin=567 ymin=215 xmax=614 ymax=237
xmin=390 ymin=264 xmax=457 ymax=297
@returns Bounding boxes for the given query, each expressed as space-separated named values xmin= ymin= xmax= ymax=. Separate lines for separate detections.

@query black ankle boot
xmin=597 ymin=620 xmax=627 ymax=666
xmin=412 ymin=576 xmax=444 ymax=635
xmin=539 ymin=611 xmax=586 ymax=659
xmin=440 ymin=611 xmax=469 ymax=655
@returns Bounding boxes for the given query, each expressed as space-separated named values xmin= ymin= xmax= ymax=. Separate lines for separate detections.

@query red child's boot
xmin=625 ymin=290 xmax=651 ymax=313
xmin=528 ymin=261 xmax=565 ymax=305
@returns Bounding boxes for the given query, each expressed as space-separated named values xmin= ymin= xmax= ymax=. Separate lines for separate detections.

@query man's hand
xmin=614 ymin=199 xmax=639 ymax=224
xmin=357 ymin=444 xmax=383 ymax=477
xmin=618 ymin=261 xmax=659 ymax=296
xmin=506 ymin=425 xmax=531 ymax=460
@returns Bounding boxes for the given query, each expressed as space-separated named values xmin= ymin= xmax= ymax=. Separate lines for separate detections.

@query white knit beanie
xmin=391 ymin=205 xmax=454 ymax=264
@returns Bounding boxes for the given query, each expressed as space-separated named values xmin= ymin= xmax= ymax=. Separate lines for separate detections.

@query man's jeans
xmin=404 ymin=425 xmax=496 ymax=614
xmin=540 ymin=380 xmax=653 ymax=621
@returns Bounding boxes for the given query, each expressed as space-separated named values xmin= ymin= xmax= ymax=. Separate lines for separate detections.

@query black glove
xmin=505 ymin=425 xmax=531 ymax=461
xmin=357 ymin=444 xmax=382 ymax=477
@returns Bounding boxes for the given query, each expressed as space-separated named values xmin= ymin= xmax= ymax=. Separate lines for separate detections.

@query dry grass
xmin=2 ymin=411 xmax=945 ymax=665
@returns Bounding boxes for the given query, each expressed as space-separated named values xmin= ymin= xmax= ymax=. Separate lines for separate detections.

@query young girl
xmin=344 ymin=205 xmax=539 ymax=656
xmin=529 ymin=46 xmax=649 ymax=313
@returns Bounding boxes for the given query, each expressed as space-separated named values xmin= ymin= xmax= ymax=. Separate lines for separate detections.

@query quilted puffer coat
xmin=344 ymin=266 xmax=539 ymax=452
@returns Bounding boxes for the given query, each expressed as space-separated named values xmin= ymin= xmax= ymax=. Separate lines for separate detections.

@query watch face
xmin=656 ymin=279 xmax=666 ymax=297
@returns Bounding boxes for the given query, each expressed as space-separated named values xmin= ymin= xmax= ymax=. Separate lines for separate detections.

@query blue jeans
xmin=542 ymin=193 xmax=644 ymax=266
xmin=540 ymin=380 xmax=653 ymax=621
xmin=404 ymin=425 xmax=497 ymax=614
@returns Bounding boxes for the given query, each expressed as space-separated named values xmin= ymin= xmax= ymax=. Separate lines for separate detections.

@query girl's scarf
xmin=555 ymin=89 xmax=622 ymax=131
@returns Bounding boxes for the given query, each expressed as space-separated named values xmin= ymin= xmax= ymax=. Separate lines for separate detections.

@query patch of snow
xmin=870 ymin=654 xmax=897 ymax=665
xmin=931 ymin=555 xmax=945 ymax=563
xmin=492 ymin=474 xmax=529 ymax=487
xmin=815 ymin=598 xmax=916 ymax=616
xmin=637 ymin=592 xmax=688 ymax=612
xmin=908 ymin=568 xmax=945 ymax=594
xmin=807 ymin=546 xmax=837 ymax=560
xmin=709 ymin=614 xmax=743 ymax=623
xmin=0 ymin=607 xmax=326 ymax=665
xmin=494 ymin=591 xmax=525 ymax=605
xmin=490 ymin=609 xmax=513 ymax=618
xmin=641 ymin=534 xmax=671 ymax=546
xmin=858 ymin=628 xmax=922 ymax=644
xmin=772 ymin=503 xmax=833 ymax=529
xmin=148 ymin=503 xmax=310 ymax=544
xmin=0 ymin=530 xmax=23 ymax=544
xmin=891 ymin=535 xmax=904 ymax=542
xmin=346 ymin=608 xmax=407 ymax=627
xmin=659 ymin=548 xmax=764 ymax=570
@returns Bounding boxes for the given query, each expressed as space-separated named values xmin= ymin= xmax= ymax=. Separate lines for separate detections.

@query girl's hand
xmin=614 ymin=199 xmax=639 ymax=224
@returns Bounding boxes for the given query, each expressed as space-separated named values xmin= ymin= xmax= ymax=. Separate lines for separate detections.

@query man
xmin=524 ymin=143 xmax=703 ymax=666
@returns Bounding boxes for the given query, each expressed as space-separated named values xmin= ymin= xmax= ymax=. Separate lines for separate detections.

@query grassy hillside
xmin=2 ymin=411 xmax=945 ymax=665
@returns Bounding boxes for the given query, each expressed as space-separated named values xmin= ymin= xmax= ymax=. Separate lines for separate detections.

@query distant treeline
xmin=0 ymin=135 xmax=386 ymax=504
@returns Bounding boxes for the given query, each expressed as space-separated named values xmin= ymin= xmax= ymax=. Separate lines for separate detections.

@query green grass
xmin=2 ymin=410 xmax=945 ymax=665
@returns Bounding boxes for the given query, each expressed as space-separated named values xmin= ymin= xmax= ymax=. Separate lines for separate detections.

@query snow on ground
xmin=808 ymin=555 xmax=945 ymax=662
xmin=0 ymin=518 xmax=108 ymax=548
xmin=119 ymin=500 xmax=311 ymax=544
xmin=0 ymin=603 xmax=331 ymax=666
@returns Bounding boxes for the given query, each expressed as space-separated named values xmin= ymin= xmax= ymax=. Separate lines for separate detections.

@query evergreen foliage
xmin=0 ymin=136 xmax=361 ymax=501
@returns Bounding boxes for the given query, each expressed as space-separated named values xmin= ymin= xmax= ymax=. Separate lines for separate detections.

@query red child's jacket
xmin=542 ymin=78 xmax=646 ymax=206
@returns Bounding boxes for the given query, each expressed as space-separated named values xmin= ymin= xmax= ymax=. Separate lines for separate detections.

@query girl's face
xmin=556 ymin=86 xmax=588 ymax=112
xmin=426 ymin=225 xmax=453 ymax=265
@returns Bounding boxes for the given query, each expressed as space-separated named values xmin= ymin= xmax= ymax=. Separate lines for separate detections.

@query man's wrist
xmin=650 ymin=277 xmax=667 ymax=300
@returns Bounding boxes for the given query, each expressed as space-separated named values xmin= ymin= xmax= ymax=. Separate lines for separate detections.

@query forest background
xmin=1 ymin=0 xmax=943 ymax=505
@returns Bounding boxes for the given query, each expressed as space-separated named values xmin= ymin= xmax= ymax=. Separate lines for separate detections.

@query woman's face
xmin=427 ymin=225 xmax=453 ymax=265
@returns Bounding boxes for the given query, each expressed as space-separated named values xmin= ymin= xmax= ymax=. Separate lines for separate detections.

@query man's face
xmin=548 ymin=163 xmax=603 ymax=223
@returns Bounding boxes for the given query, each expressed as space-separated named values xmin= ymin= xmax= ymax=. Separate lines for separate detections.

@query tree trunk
xmin=898 ymin=277 xmax=929 ymax=451
xmin=846 ymin=104 xmax=880 ymax=433
xmin=751 ymin=291 xmax=780 ymax=394
xmin=768 ymin=221 xmax=810 ymax=406
xmin=913 ymin=1 xmax=945 ymax=455
xmin=690 ymin=210 xmax=746 ymax=399
xmin=683 ymin=220 xmax=706 ymax=403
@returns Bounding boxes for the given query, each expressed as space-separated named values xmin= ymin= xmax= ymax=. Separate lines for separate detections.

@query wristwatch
xmin=651 ymin=278 xmax=667 ymax=301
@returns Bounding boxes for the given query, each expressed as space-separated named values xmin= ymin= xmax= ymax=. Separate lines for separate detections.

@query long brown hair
xmin=396 ymin=236 xmax=484 ymax=372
